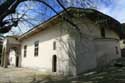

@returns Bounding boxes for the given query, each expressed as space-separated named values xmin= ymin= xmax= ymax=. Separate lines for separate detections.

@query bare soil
xmin=0 ymin=58 xmax=125 ymax=83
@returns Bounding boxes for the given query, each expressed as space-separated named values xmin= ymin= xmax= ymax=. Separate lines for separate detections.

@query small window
xmin=100 ymin=27 xmax=105 ymax=38
xmin=34 ymin=41 xmax=39 ymax=56
xmin=24 ymin=45 xmax=27 ymax=57
xmin=115 ymin=46 xmax=119 ymax=54
xmin=53 ymin=41 xmax=56 ymax=50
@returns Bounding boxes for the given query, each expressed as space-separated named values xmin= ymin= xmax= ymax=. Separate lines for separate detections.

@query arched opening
xmin=52 ymin=55 xmax=57 ymax=72
xmin=1 ymin=36 xmax=21 ymax=68
xmin=8 ymin=47 xmax=20 ymax=67
xmin=9 ymin=49 xmax=16 ymax=67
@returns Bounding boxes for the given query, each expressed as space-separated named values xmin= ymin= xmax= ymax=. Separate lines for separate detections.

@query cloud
xmin=97 ymin=0 xmax=125 ymax=23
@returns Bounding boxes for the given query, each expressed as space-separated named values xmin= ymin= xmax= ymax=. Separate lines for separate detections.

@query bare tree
xmin=0 ymin=0 xmax=114 ymax=73
xmin=0 ymin=0 xmax=112 ymax=35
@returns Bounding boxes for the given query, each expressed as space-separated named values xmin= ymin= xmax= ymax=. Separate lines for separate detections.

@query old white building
xmin=1 ymin=7 xmax=122 ymax=76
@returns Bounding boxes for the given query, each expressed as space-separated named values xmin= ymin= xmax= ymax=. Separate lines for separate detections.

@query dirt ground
xmin=0 ymin=58 xmax=125 ymax=83
xmin=0 ymin=67 xmax=51 ymax=83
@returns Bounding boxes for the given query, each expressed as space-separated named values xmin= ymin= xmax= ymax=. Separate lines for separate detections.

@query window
xmin=53 ymin=41 xmax=56 ymax=50
xmin=24 ymin=45 xmax=27 ymax=57
xmin=100 ymin=27 xmax=105 ymax=38
xmin=52 ymin=55 xmax=57 ymax=72
xmin=34 ymin=41 xmax=39 ymax=56
xmin=115 ymin=46 xmax=119 ymax=54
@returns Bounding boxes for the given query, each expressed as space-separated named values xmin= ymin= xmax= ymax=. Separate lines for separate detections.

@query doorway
xmin=52 ymin=55 xmax=57 ymax=72
xmin=16 ymin=56 xmax=19 ymax=67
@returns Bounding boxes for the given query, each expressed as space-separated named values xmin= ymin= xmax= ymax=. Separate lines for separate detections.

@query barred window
xmin=24 ymin=45 xmax=27 ymax=57
xmin=34 ymin=41 xmax=39 ymax=56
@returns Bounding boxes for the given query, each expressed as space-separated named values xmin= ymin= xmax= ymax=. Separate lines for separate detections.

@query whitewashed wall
xmin=7 ymin=37 xmax=20 ymax=45
xmin=70 ymin=17 xmax=120 ymax=74
xmin=120 ymin=40 xmax=125 ymax=49
xmin=95 ymin=39 xmax=121 ymax=67
xmin=21 ymin=22 xmax=72 ymax=75
xmin=20 ymin=16 xmax=121 ymax=76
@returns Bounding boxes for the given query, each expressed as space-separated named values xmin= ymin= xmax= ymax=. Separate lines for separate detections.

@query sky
xmin=61 ymin=0 xmax=125 ymax=23
xmin=97 ymin=0 xmax=125 ymax=23
xmin=16 ymin=0 xmax=125 ymax=24
xmin=4 ymin=0 xmax=125 ymax=36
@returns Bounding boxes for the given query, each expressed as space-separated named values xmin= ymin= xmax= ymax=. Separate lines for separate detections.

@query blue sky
xmin=97 ymin=0 xmax=125 ymax=23
xmin=5 ymin=0 xmax=125 ymax=35
xmin=16 ymin=0 xmax=125 ymax=24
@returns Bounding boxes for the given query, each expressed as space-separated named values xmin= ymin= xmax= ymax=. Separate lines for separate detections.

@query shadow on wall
xmin=56 ymin=36 xmax=77 ymax=76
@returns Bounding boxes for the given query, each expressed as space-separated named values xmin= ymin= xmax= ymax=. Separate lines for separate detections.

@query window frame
xmin=24 ymin=45 xmax=27 ymax=57
xmin=34 ymin=41 xmax=39 ymax=56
